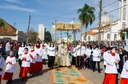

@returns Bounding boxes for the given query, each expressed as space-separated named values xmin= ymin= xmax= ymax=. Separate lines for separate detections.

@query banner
xmin=55 ymin=22 xmax=81 ymax=31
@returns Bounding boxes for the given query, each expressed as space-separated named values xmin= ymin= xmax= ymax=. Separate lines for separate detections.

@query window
xmin=88 ymin=36 xmax=90 ymax=41
xmin=107 ymin=34 xmax=110 ymax=39
xmin=114 ymin=34 xmax=117 ymax=40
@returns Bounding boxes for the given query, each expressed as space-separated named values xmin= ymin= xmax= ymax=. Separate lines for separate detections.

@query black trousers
xmin=89 ymin=57 xmax=93 ymax=69
xmin=48 ymin=56 xmax=55 ymax=69
xmin=77 ymin=56 xmax=81 ymax=68
xmin=80 ymin=56 xmax=84 ymax=68
xmin=18 ymin=59 xmax=22 ymax=68
xmin=93 ymin=61 xmax=101 ymax=73
xmin=72 ymin=57 xmax=77 ymax=67
xmin=47 ymin=55 xmax=50 ymax=67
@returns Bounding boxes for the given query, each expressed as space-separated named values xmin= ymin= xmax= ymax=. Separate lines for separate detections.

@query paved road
xmin=2 ymin=62 xmax=106 ymax=84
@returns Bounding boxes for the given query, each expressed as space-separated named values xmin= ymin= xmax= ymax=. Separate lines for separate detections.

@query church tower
xmin=119 ymin=0 xmax=128 ymax=29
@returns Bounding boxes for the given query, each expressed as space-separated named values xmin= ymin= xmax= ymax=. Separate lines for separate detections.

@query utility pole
xmin=98 ymin=0 xmax=102 ymax=44
xmin=54 ymin=19 xmax=57 ymax=43
xmin=72 ymin=18 xmax=76 ymax=42
xmin=27 ymin=15 xmax=31 ymax=45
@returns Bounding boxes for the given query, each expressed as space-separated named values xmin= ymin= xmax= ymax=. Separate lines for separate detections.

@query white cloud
xmin=0 ymin=5 xmax=37 ymax=13
xmin=5 ymin=0 xmax=24 ymax=5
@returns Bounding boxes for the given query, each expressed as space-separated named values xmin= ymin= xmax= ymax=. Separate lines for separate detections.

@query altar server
xmin=103 ymin=47 xmax=120 ymax=84
xmin=2 ymin=51 xmax=16 ymax=83
xmin=35 ymin=42 xmax=43 ymax=72
xmin=120 ymin=57 xmax=128 ymax=84
xmin=19 ymin=48 xmax=31 ymax=79
xmin=29 ymin=45 xmax=37 ymax=74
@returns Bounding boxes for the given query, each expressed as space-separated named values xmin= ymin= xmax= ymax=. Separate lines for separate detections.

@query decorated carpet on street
xmin=51 ymin=66 xmax=93 ymax=84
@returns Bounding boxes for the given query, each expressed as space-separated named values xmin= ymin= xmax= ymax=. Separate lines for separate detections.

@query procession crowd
xmin=0 ymin=40 xmax=128 ymax=84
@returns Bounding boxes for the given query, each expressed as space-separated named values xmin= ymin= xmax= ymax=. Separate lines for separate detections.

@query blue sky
xmin=0 ymin=0 xmax=119 ymax=40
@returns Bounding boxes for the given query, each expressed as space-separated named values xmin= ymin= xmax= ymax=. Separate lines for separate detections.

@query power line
xmin=95 ymin=3 xmax=128 ymax=20
xmin=103 ymin=0 xmax=118 ymax=8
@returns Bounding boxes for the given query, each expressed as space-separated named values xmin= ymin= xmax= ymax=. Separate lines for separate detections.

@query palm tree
xmin=78 ymin=4 xmax=95 ymax=28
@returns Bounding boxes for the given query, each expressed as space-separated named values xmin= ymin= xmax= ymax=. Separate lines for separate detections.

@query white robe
xmin=80 ymin=46 xmax=86 ymax=56
xmin=18 ymin=47 xmax=25 ymax=59
xmin=76 ymin=45 xmax=81 ymax=56
xmin=5 ymin=56 xmax=16 ymax=73
xmin=72 ymin=47 xmax=77 ymax=57
xmin=105 ymin=53 xmax=120 ymax=74
xmin=35 ymin=47 xmax=42 ymax=62
xmin=47 ymin=46 xmax=56 ymax=57
xmin=21 ymin=53 xmax=31 ymax=67
xmin=29 ymin=50 xmax=37 ymax=64
xmin=92 ymin=49 xmax=101 ymax=62
xmin=85 ymin=48 xmax=91 ymax=58
xmin=121 ymin=60 xmax=128 ymax=78
xmin=0 ymin=57 xmax=4 ymax=75
xmin=41 ymin=48 xmax=47 ymax=59
xmin=103 ymin=51 xmax=110 ymax=65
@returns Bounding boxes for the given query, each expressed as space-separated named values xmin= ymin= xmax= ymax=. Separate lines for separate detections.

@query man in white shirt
xmin=92 ymin=46 xmax=101 ymax=73
xmin=5 ymin=41 xmax=10 ymax=56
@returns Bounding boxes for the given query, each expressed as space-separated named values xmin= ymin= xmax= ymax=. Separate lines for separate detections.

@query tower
xmin=38 ymin=24 xmax=45 ymax=41
xmin=119 ymin=0 xmax=128 ymax=29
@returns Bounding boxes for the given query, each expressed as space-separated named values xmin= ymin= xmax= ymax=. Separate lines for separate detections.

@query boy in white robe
xmin=29 ymin=46 xmax=37 ymax=75
xmin=120 ymin=57 xmax=128 ymax=84
xmin=103 ymin=47 xmax=120 ymax=84
xmin=35 ymin=43 xmax=43 ymax=72
xmin=2 ymin=51 xmax=16 ymax=83
xmin=19 ymin=48 xmax=31 ymax=80
xmin=18 ymin=43 xmax=25 ymax=67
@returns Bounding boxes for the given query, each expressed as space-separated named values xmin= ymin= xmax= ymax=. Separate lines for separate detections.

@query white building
xmin=82 ymin=0 xmax=128 ymax=42
xmin=38 ymin=24 xmax=45 ymax=41
xmin=0 ymin=18 xmax=27 ymax=42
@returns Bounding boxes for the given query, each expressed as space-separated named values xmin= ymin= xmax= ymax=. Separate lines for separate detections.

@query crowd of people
xmin=0 ymin=40 xmax=128 ymax=84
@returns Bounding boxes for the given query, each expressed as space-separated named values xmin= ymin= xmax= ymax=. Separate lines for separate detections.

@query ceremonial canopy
xmin=55 ymin=22 xmax=82 ymax=31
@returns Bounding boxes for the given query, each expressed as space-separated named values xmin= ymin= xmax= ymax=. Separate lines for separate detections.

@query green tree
xmin=78 ymin=4 xmax=95 ymax=28
xmin=119 ymin=32 xmax=125 ymax=40
xmin=44 ymin=31 xmax=52 ymax=43
xmin=28 ymin=29 xmax=38 ymax=43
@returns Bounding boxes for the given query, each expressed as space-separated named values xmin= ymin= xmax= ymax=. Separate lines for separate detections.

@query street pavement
xmin=1 ymin=62 xmax=108 ymax=84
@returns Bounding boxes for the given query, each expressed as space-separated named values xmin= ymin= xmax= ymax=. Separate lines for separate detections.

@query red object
xmin=29 ymin=63 xmax=35 ymax=74
xmin=24 ymin=52 xmax=28 ymax=54
xmin=103 ymin=74 xmax=117 ymax=84
xmin=19 ymin=67 xmax=29 ymax=78
xmin=30 ymin=50 xmax=34 ymax=52
xmin=68 ymin=45 xmax=72 ymax=51
xmin=2 ymin=72 xmax=13 ymax=80
xmin=120 ymin=78 xmax=128 ymax=84
xmin=102 ymin=48 xmax=106 ymax=52
xmin=30 ymin=55 xmax=34 ymax=59
xmin=10 ymin=56 xmax=13 ymax=58
xmin=36 ymin=45 xmax=40 ymax=49
xmin=14 ymin=44 xmax=19 ymax=50
xmin=42 ymin=45 xmax=45 ymax=48
xmin=110 ymin=52 xmax=115 ymax=56
xmin=35 ymin=62 xmax=43 ymax=72
xmin=22 ymin=58 xmax=26 ymax=61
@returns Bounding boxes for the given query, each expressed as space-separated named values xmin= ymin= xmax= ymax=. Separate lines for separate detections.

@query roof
xmin=83 ymin=30 xmax=97 ymax=35
xmin=91 ymin=19 xmax=118 ymax=30
xmin=0 ymin=18 xmax=17 ymax=36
